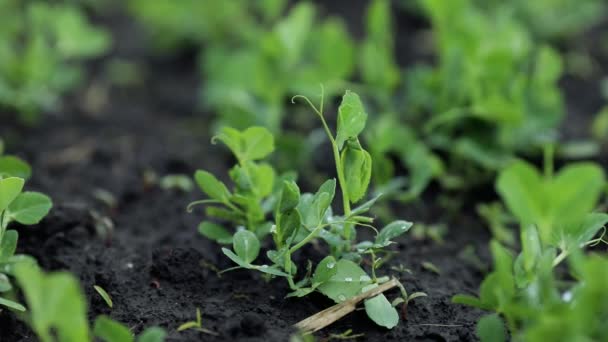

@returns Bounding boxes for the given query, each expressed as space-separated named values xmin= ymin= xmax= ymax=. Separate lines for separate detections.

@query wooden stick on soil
xmin=294 ymin=278 xmax=400 ymax=334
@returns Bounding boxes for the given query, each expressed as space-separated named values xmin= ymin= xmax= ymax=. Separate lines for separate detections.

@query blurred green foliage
xmin=0 ymin=0 xmax=110 ymax=124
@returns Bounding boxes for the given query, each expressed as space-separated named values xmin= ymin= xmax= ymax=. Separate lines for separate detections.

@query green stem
xmin=290 ymin=224 xmax=324 ymax=254
xmin=370 ymin=250 xmax=378 ymax=283
xmin=544 ymin=144 xmax=554 ymax=180
xmin=285 ymin=255 xmax=297 ymax=290
xmin=293 ymin=92 xmax=356 ymax=250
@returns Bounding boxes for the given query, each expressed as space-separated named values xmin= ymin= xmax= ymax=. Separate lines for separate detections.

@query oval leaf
xmin=0 ymin=230 xmax=18 ymax=262
xmin=342 ymin=146 xmax=372 ymax=203
xmin=375 ymin=220 xmax=413 ymax=247
xmin=94 ymin=315 xmax=133 ymax=342
xmin=0 ymin=177 xmax=24 ymax=211
xmin=312 ymin=256 xmax=337 ymax=285
xmin=233 ymin=230 xmax=260 ymax=264
xmin=0 ymin=156 xmax=31 ymax=180
xmin=8 ymin=192 xmax=52 ymax=225
xmin=194 ymin=170 xmax=231 ymax=202
xmin=198 ymin=222 xmax=233 ymax=244
xmin=278 ymin=180 xmax=300 ymax=213
xmin=363 ymin=284 xmax=399 ymax=329
xmin=336 ymin=91 xmax=368 ymax=149
xmin=242 ymin=126 xmax=275 ymax=160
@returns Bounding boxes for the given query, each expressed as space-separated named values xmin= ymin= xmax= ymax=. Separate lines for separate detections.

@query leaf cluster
xmin=454 ymin=157 xmax=608 ymax=341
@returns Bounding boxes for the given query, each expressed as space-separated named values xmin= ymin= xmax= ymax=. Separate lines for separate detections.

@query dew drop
xmin=338 ymin=294 xmax=346 ymax=302
xmin=327 ymin=262 xmax=335 ymax=269
xmin=344 ymin=277 xmax=353 ymax=282
xmin=359 ymin=275 xmax=371 ymax=282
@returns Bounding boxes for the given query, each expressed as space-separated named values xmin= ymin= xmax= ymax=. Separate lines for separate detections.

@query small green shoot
xmin=94 ymin=285 xmax=113 ymax=309
xmin=177 ymin=308 xmax=218 ymax=336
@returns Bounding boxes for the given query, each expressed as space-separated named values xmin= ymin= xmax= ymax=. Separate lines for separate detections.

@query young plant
xmin=177 ymin=308 xmax=218 ymax=336
xmin=454 ymin=151 xmax=608 ymax=340
xmin=455 ymin=242 xmax=608 ymax=341
xmin=192 ymin=90 xmax=417 ymax=329
xmin=495 ymin=148 xmax=607 ymax=261
xmin=0 ymin=148 xmax=52 ymax=311
xmin=190 ymin=126 xmax=279 ymax=242
xmin=14 ymin=263 xmax=167 ymax=342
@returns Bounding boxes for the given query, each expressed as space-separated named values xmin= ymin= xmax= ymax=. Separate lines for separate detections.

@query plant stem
xmin=543 ymin=144 xmax=554 ymax=179
xmin=290 ymin=224 xmax=324 ymax=254
xmin=370 ymin=250 xmax=378 ymax=283
xmin=293 ymin=93 xmax=352 ymax=241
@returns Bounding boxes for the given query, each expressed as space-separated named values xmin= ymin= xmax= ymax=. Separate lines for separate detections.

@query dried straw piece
xmin=294 ymin=278 xmax=399 ymax=334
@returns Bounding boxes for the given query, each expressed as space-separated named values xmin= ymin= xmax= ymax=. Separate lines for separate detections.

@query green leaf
xmin=496 ymin=160 xmax=543 ymax=227
xmin=242 ymin=126 xmax=275 ymax=161
xmin=0 ymin=230 xmax=18 ymax=262
xmin=253 ymin=264 xmax=289 ymax=277
xmin=233 ymin=230 xmax=260 ymax=264
xmin=198 ymin=222 xmax=233 ymax=244
xmin=275 ymin=2 xmax=315 ymax=67
xmin=15 ymin=264 xmax=90 ymax=341
xmin=278 ymin=180 xmax=300 ymax=213
xmin=360 ymin=0 xmax=399 ymax=91
xmin=350 ymin=194 xmax=382 ymax=216
xmin=277 ymin=209 xmax=301 ymax=244
xmin=0 ymin=274 xmax=12 ymax=292
xmin=222 ymin=248 xmax=250 ymax=268
xmin=476 ymin=314 xmax=507 ymax=342
xmin=286 ymin=287 xmax=316 ymax=298
xmin=137 ymin=327 xmax=167 ymax=342
xmin=298 ymin=179 xmax=336 ymax=228
xmin=375 ymin=220 xmax=413 ymax=247
xmin=452 ymin=294 xmax=486 ymax=310
xmin=0 ymin=177 xmax=24 ymax=211
xmin=317 ymin=259 xmax=371 ymax=303
xmin=194 ymin=170 xmax=231 ymax=202
xmin=566 ymin=213 xmax=608 ymax=246
xmin=251 ymin=162 xmax=275 ymax=197
xmin=315 ymin=18 xmax=355 ymax=79
xmin=94 ymin=315 xmax=134 ymax=342
xmin=213 ymin=127 xmax=243 ymax=159
xmin=0 ymin=296 xmax=25 ymax=311
xmin=548 ymin=163 xmax=605 ymax=227
xmin=0 ymin=156 xmax=31 ymax=180
xmin=312 ymin=256 xmax=337 ymax=285
xmin=8 ymin=192 xmax=52 ymax=225
xmin=520 ymin=224 xmax=542 ymax=273
xmin=94 ymin=285 xmax=113 ymax=309
xmin=341 ymin=146 xmax=372 ymax=203
xmin=336 ymin=91 xmax=368 ymax=149
xmin=363 ymin=284 xmax=399 ymax=329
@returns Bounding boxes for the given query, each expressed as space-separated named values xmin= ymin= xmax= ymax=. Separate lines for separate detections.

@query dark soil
xmin=0 ymin=1 xmax=605 ymax=342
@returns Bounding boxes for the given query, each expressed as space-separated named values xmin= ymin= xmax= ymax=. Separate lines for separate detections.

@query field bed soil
xmin=0 ymin=2 xmax=606 ymax=341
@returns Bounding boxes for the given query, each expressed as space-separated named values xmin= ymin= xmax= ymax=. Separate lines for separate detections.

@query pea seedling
xmin=0 ymin=149 xmax=52 ymax=311
xmin=15 ymin=263 xmax=167 ymax=342
xmin=454 ymin=149 xmax=608 ymax=340
xmin=192 ymin=90 xmax=419 ymax=329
